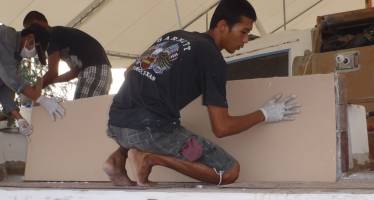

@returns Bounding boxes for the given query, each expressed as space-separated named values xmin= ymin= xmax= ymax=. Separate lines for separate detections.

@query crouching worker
xmin=104 ymin=0 xmax=300 ymax=186
xmin=0 ymin=24 xmax=65 ymax=123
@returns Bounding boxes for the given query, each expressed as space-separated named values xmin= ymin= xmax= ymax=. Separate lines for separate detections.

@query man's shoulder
xmin=0 ymin=25 xmax=16 ymax=31
xmin=0 ymin=25 xmax=19 ymax=51
xmin=165 ymin=29 xmax=191 ymax=36
xmin=193 ymin=33 xmax=220 ymax=54
xmin=50 ymin=26 xmax=80 ymax=34
xmin=50 ymin=26 xmax=100 ymax=46
xmin=0 ymin=25 xmax=17 ymax=37
xmin=162 ymin=30 xmax=206 ymax=40
xmin=163 ymin=30 xmax=216 ymax=49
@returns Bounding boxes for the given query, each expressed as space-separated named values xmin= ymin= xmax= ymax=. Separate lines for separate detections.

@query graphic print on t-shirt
xmin=133 ymin=35 xmax=191 ymax=81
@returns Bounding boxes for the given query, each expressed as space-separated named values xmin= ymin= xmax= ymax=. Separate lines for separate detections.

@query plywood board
xmin=25 ymin=73 xmax=337 ymax=182
xmin=25 ymin=95 xmax=196 ymax=182
xmin=25 ymin=95 xmax=118 ymax=181
xmin=182 ymin=74 xmax=337 ymax=182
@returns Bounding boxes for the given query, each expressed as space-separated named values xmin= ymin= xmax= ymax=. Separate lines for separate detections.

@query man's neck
xmin=207 ymin=30 xmax=223 ymax=51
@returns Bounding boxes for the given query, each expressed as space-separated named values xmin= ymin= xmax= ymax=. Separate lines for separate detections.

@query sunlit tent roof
xmin=0 ymin=0 xmax=366 ymax=68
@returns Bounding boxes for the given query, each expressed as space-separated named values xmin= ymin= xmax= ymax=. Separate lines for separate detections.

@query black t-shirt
xmin=48 ymin=26 xmax=110 ymax=69
xmin=109 ymin=30 xmax=228 ymax=130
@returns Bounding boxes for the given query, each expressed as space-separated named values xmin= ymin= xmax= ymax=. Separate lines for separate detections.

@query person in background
xmin=0 ymin=24 xmax=65 ymax=138
xmin=23 ymin=11 xmax=112 ymax=99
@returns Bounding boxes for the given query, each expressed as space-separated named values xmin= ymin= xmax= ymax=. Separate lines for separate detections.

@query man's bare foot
xmin=128 ymin=148 xmax=156 ymax=186
xmin=103 ymin=147 xmax=135 ymax=186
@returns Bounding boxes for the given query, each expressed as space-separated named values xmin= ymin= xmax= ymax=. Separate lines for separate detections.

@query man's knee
xmin=221 ymin=161 xmax=240 ymax=185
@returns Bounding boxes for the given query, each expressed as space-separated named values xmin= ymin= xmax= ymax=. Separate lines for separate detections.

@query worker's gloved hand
xmin=259 ymin=94 xmax=301 ymax=123
xmin=36 ymin=95 xmax=65 ymax=120
xmin=16 ymin=119 xmax=32 ymax=136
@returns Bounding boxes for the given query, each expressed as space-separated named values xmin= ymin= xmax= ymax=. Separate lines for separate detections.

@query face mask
xmin=20 ymin=46 xmax=37 ymax=58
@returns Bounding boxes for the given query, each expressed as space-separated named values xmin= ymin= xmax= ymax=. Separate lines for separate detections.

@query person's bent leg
xmin=0 ymin=86 xmax=20 ymax=121
xmin=10 ymin=110 xmax=22 ymax=120
xmin=128 ymin=148 xmax=240 ymax=186
xmin=103 ymin=146 xmax=135 ymax=186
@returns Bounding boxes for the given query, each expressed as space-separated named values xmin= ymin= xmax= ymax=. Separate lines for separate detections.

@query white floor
xmin=1 ymin=187 xmax=374 ymax=200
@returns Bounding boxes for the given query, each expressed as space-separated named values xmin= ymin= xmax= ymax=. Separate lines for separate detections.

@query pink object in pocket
xmin=180 ymin=137 xmax=203 ymax=161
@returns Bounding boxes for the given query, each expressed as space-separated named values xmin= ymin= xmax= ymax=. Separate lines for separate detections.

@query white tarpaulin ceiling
xmin=0 ymin=0 xmax=367 ymax=68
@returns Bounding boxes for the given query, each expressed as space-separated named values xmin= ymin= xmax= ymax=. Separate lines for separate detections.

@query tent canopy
xmin=0 ymin=0 xmax=366 ymax=68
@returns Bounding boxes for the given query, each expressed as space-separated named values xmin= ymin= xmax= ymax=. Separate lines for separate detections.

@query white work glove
xmin=36 ymin=95 xmax=65 ymax=120
xmin=259 ymin=94 xmax=301 ymax=123
xmin=16 ymin=119 xmax=32 ymax=136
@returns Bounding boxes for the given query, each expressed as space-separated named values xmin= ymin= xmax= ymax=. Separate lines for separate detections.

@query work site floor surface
xmin=2 ymin=172 xmax=374 ymax=191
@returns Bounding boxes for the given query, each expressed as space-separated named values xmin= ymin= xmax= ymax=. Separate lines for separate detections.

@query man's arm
xmin=207 ymin=94 xmax=300 ymax=138
xmin=207 ymin=105 xmax=265 ymax=138
xmin=42 ymin=51 xmax=60 ymax=88
xmin=21 ymin=85 xmax=42 ymax=101
xmin=0 ymin=46 xmax=64 ymax=120
xmin=52 ymin=68 xmax=79 ymax=83
xmin=21 ymin=84 xmax=64 ymax=120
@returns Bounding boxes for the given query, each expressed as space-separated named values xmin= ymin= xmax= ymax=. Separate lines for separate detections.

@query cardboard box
xmin=294 ymin=45 xmax=374 ymax=108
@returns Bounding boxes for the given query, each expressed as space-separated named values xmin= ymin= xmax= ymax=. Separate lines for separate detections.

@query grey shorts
xmin=107 ymin=124 xmax=236 ymax=172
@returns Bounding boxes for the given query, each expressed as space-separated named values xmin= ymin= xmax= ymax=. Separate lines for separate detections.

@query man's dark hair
xmin=209 ymin=0 xmax=257 ymax=30
xmin=23 ymin=10 xmax=48 ymax=28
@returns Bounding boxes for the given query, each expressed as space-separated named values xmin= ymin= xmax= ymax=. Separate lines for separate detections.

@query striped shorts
xmin=74 ymin=64 xmax=112 ymax=99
